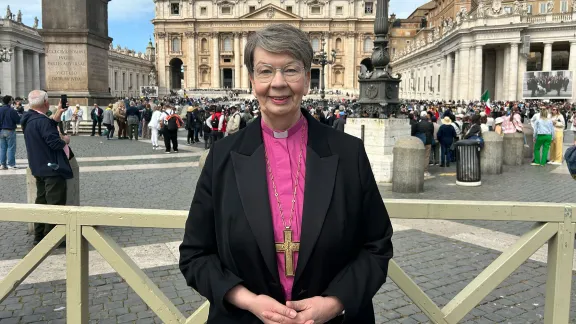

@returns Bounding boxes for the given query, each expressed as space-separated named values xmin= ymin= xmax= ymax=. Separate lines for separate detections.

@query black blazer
xmin=179 ymin=109 xmax=393 ymax=323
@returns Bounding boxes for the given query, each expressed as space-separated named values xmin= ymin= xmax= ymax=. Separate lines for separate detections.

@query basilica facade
xmin=152 ymin=0 xmax=377 ymax=94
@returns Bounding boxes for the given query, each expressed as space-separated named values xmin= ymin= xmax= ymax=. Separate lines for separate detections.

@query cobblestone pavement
xmin=0 ymin=134 xmax=575 ymax=323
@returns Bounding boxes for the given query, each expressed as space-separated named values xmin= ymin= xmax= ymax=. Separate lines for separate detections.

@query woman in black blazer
xmin=179 ymin=24 xmax=393 ymax=324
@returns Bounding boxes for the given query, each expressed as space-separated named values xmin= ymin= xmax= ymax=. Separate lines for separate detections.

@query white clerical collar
xmin=273 ymin=131 xmax=288 ymax=139
xmin=261 ymin=115 xmax=306 ymax=139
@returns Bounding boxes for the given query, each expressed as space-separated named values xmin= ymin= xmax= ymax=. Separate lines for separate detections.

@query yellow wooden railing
xmin=0 ymin=200 xmax=574 ymax=323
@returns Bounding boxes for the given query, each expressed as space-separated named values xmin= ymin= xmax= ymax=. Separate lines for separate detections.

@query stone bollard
xmin=480 ymin=132 xmax=503 ymax=174
xmin=523 ymin=127 xmax=534 ymax=159
xmin=392 ymin=137 xmax=425 ymax=193
xmin=503 ymin=133 xmax=524 ymax=166
xmin=199 ymin=149 xmax=210 ymax=170
xmin=27 ymin=157 xmax=80 ymax=234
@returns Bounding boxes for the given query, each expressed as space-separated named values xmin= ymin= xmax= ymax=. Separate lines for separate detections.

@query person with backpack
xmin=161 ymin=105 xmax=183 ymax=153
xmin=209 ymin=106 xmax=226 ymax=144
xmin=226 ymin=106 xmax=244 ymax=135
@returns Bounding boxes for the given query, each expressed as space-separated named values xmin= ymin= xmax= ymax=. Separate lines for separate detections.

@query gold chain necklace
xmin=265 ymin=121 xmax=306 ymax=277
xmin=265 ymin=122 xmax=306 ymax=229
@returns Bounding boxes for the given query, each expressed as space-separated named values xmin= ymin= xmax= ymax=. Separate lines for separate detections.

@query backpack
xmin=166 ymin=114 xmax=183 ymax=131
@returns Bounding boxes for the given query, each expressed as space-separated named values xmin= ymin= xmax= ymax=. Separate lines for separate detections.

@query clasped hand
xmin=251 ymin=295 xmax=343 ymax=324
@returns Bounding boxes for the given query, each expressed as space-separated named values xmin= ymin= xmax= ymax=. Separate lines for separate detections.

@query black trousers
xmin=104 ymin=123 xmax=115 ymax=139
xmin=128 ymin=123 xmax=139 ymax=140
xmin=92 ymin=119 xmax=102 ymax=135
xmin=163 ymin=129 xmax=178 ymax=152
xmin=34 ymin=176 xmax=67 ymax=241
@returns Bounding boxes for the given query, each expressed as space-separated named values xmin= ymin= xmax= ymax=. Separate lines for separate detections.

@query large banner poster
xmin=140 ymin=86 xmax=159 ymax=98
xmin=523 ymin=70 xmax=573 ymax=99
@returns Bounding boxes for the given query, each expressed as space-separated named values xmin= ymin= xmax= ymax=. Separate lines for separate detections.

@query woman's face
xmin=250 ymin=47 xmax=310 ymax=121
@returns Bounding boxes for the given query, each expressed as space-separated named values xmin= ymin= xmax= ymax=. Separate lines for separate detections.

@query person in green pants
xmin=532 ymin=108 xmax=555 ymax=166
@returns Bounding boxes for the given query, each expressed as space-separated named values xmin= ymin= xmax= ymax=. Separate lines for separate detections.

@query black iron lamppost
xmin=0 ymin=47 xmax=13 ymax=62
xmin=357 ymin=0 xmax=401 ymax=118
xmin=313 ymin=35 xmax=336 ymax=108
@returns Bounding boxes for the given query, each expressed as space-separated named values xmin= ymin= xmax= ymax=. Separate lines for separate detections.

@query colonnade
xmin=0 ymin=47 xmax=44 ymax=98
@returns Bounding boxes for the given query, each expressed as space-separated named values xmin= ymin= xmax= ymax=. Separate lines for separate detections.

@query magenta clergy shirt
xmin=261 ymin=116 xmax=308 ymax=301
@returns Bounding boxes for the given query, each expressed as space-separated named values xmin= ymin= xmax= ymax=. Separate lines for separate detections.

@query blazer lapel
xmin=230 ymin=119 xmax=280 ymax=284
xmin=294 ymin=111 xmax=339 ymax=282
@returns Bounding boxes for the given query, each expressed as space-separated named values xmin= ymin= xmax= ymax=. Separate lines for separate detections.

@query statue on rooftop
xmin=33 ymin=16 xmax=38 ymax=28
xmin=16 ymin=10 xmax=22 ymax=23
xmin=5 ymin=6 xmax=11 ymax=20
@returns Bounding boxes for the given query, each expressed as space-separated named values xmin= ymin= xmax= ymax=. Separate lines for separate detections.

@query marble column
xmin=241 ymin=32 xmax=249 ymax=89
xmin=508 ymin=43 xmax=519 ymax=101
xmin=474 ymin=45 xmax=483 ymax=100
xmin=15 ymin=47 xmax=24 ymax=98
xmin=459 ymin=47 xmax=470 ymax=100
xmin=212 ymin=33 xmax=220 ymax=88
xmin=569 ymin=41 xmax=576 ymax=103
xmin=445 ymin=54 xmax=453 ymax=100
xmin=495 ymin=49 xmax=503 ymax=99
xmin=542 ymin=42 xmax=553 ymax=71
xmin=187 ymin=32 xmax=197 ymax=89
xmin=234 ymin=32 xmax=241 ymax=89
xmin=453 ymin=49 xmax=460 ymax=100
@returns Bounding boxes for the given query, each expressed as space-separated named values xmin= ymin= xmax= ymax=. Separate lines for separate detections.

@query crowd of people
xmin=403 ymin=99 xmax=576 ymax=177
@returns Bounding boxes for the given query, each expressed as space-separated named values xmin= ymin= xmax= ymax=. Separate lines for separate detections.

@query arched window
xmin=311 ymin=38 xmax=320 ymax=52
xmin=201 ymin=70 xmax=209 ymax=82
xmin=335 ymin=38 xmax=342 ymax=51
xmin=172 ymin=37 xmax=181 ymax=52
xmin=363 ymin=37 xmax=372 ymax=52
xmin=201 ymin=38 xmax=208 ymax=52
xmin=223 ymin=37 xmax=233 ymax=51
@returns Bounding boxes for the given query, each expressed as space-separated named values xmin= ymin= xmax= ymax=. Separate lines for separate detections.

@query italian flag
xmin=481 ymin=90 xmax=491 ymax=115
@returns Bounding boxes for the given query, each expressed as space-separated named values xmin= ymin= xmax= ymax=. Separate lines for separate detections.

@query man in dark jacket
xmin=90 ymin=103 xmax=104 ymax=136
xmin=21 ymin=90 xmax=72 ymax=246
xmin=332 ymin=111 xmax=346 ymax=132
xmin=411 ymin=111 xmax=434 ymax=176
xmin=0 ymin=95 xmax=20 ymax=169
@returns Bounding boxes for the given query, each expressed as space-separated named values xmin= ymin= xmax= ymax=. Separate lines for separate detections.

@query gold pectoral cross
xmin=275 ymin=229 xmax=300 ymax=277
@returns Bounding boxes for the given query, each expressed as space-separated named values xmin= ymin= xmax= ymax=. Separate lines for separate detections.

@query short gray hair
xmin=28 ymin=90 xmax=48 ymax=109
xmin=244 ymin=24 xmax=313 ymax=76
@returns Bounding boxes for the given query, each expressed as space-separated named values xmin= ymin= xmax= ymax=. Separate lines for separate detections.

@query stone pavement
xmin=0 ymin=132 xmax=575 ymax=323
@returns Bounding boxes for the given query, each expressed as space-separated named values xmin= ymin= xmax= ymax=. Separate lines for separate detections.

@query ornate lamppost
xmin=357 ymin=0 xmax=402 ymax=118
xmin=0 ymin=47 xmax=13 ymax=62
xmin=312 ymin=35 xmax=336 ymax=108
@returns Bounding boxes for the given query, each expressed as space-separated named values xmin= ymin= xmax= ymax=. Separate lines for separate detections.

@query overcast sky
xmin=1 ymin=0 xmax=425 ymax=53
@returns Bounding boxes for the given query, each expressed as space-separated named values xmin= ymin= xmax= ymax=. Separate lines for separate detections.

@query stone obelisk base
xmin=345 ymin=118 xmax=411 ymax=183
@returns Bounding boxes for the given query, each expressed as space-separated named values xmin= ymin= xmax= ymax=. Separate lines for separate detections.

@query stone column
xmin=241 ymin=32 xmax=249 ymax=89
xmin=234 ymin=32 xmax=241 ymax=89
xmin=468 ymin=47 xmax=475 ymax=100
xmin=517 ymin=51 xmax=527 ymax=100
xmin=474 ymin=45 xmax=483 ymax=100
xmin=440 ymin=57 xmax=446 ymax=100
xmin=459 ymin=47 xmax=470 ymax=100
xmin=445 ymin=53 xmax=453 ymax=100
xmin=187 ymin=32 xmax=197 ymax=89
xmin=212 ymin=33 xmax=220 ymax=88
xmin=453 ymin=49 xmax=460 ymax=100
xmin=569 ymin=41 xmax=576 ymax=103
xmin=15 ymin=47 xmax=25 ymax=98
xmin=503 ymin=46 xmax=509 ymax=100
xmin=509 ymin=43 xmax=519 ymax=101
xmin=542 ymin=42 xmax=553 ymax=71
xmin=345 ymin=32 xmax=356 ymax=90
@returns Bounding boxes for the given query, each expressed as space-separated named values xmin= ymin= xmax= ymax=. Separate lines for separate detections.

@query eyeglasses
xmin=253 ymin=64 xmax=305 ymax=83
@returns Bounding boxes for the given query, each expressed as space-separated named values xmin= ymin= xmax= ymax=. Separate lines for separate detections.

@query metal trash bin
xmin=454 ymin=139 xmax=482 ymax=186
